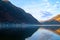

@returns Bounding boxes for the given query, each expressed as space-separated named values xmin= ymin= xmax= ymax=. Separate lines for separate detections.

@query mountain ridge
xmin=41 ymin=14 xmax=60 ymax=30
xmin=0 ymin=1 xmax=40 ymax=40
xmin=0 ymin=0 xmax=40 ymax=24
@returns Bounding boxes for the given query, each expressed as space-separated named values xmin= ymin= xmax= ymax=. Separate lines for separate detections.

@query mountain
xmin=0 ymin=0 xmax=40 ymax=24
xmin=41 ymin=14 xmax=60 ymax=30
xmin=0 ymin=0 xmax=40 ymax=40
xmin=53 ymin=14 xmax=60 ymax=22
xmin=2 ymin=0 xmax=8 ymax=2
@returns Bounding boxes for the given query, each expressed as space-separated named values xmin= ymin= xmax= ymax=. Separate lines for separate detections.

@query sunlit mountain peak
xmin=42 ymin=14 xmax=60 ymax=22
xmin=53 ymin=14 xmax=60 ymax=22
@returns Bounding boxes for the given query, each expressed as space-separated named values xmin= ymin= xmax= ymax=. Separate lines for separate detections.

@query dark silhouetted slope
xmin=0 ymin=0 xmax=40 ymax=24
xmin=0 ymin=0 xmax=40 ymax=40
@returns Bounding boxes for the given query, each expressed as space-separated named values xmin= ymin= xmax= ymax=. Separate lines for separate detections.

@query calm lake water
xmin=26 ymin=29 xmax=60 ymax=40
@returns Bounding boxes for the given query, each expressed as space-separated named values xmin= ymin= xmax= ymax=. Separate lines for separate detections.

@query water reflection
xmin=26 ymin=28 xmax=60 ymax=40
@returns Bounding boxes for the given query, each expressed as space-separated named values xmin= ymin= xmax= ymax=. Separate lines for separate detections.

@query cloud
xmin=11 ymin=0 xmax=60 ymax=21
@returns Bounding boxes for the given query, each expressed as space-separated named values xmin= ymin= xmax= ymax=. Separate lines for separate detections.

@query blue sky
xmin=9 ymin=0 xmax=60 ymax=22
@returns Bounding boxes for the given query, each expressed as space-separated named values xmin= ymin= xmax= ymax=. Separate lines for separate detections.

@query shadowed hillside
xmin=0 ymin=0 xmax=40 ymax=40
xmin=0 ymin=0 xmax=40 ymax=24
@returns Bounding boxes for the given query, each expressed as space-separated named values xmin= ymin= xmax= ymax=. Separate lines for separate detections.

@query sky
xmin=9 ymin=0 xmax=60 ymax=22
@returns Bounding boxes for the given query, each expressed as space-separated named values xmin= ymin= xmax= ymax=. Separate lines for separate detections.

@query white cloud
xmin=21 ymin=0 xmax=60 ymax=21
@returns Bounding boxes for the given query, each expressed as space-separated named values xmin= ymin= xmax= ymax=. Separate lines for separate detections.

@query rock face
xmin=0 ymin=0 xmax=40 ymax=40
xmin=41 ymin=14 xmax=60 ymax=30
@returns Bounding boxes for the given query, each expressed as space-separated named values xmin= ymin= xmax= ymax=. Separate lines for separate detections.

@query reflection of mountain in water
xmin=0 ymin=0 xmax=40 ymax=40
xmin=41 ymin=14 xmax=60 ymax=30
xmin=0 ymin=0 xmax=60 ymax=40
xmin=26 ymin=29 xmax=60 ymax=40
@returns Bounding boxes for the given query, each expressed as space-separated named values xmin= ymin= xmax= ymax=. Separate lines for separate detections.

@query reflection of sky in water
xmin=26 ymin=29 xmax=60 ymax=40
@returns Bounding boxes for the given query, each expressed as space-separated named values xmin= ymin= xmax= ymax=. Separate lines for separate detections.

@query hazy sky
xmin=9 ymin=0 xmax=60 ymax=21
